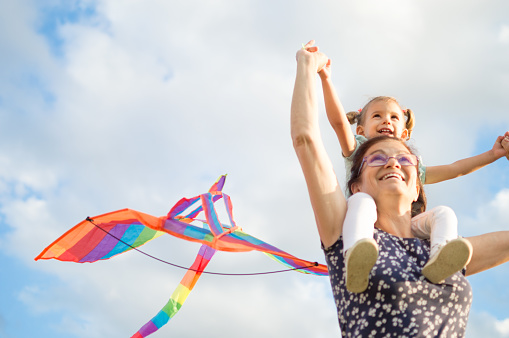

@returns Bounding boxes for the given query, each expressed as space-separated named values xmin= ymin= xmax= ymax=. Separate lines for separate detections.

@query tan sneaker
xmin=422 ymin=238 xmax=473 ymax=284
xmin=345 ymin=238 xmax=378 ymax=293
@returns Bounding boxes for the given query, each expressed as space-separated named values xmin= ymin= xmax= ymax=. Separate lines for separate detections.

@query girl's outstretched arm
xmin=317 ymin=60 xmax=357 ymax=157
xmin=465 ymin=231 xmax=509 ymax=276
xmin=424 ymin=132 xmax=509 ymax=184
xmin=291 ymin=41 xmax=347 ymax=249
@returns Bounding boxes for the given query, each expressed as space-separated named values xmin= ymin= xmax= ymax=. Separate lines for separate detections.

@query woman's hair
xmin=346 ymin=96 xmax=415 ymax=139
xmin=347 ymin=136 xmax=427 ymax=217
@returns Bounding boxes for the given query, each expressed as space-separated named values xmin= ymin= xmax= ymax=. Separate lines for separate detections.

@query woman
xmin=291 ymin=43 xmax=509 ymax=336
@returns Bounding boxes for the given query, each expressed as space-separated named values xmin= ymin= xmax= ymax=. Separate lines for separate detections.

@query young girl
xmin=305 ymin=41 xmax=509 ymax=293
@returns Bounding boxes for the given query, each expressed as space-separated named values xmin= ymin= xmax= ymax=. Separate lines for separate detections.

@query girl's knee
xmin=431 ymin=205 xmax=457 ymax=224
xmin=347 ymin=192 xmax=376 ymax=207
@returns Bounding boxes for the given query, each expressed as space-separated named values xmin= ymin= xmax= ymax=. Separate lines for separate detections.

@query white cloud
xmin=2 ymin=0 xmax=509 ymax=337
xmin=467 ymin=311 xmax=509 ymax=337
xmin=461 ymin=189 xmax=509 ymax=235
xmin=496 ymin=318 xmax=509 ymax=336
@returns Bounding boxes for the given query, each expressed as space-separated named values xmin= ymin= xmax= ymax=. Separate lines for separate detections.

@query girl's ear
xmin=401 ymin=128 xmax=409 ymax=140
xmin=356 ymin=125 xmax=365 ymax=136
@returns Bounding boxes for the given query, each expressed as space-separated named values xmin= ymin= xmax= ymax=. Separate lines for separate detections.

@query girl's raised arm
xmin=318 ymin=60 xmax=357 ymax=157
xmin=291 ymin=41 xmax=347 ymax=249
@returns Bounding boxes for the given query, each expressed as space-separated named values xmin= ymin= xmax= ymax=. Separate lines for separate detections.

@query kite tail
xmin=131 ymin=244 xmax=216 ymax=338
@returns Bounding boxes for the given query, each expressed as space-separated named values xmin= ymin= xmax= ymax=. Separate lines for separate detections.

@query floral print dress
xmin=323 ymin=228 xmax=472 ymax=337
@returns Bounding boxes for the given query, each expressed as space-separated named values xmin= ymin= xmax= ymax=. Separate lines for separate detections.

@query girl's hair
xmin=347 ymin=136 xmax=427 ymax=217
xmin=346 ymin=96 xmax=415 ymax=139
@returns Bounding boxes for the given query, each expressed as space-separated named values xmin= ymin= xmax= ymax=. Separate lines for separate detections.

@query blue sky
xmin=1 ymin=1 xmax=509 ymax=337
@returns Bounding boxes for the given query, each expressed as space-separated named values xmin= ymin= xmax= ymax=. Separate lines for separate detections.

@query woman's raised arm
xmin=291 ymin=41 xmax=347 ymax=249
xmin=465 ymin=231 xmax=509 ymax=276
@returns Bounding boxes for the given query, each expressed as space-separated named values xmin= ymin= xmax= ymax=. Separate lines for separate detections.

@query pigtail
xmin=346 ymin=110 xmax=360 ymax=125
xmin=404 ymin=108 xmax=415 ymax=139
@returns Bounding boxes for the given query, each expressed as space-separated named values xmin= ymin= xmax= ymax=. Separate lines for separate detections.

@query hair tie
xmin=358 ymin=108 xmax=362 ymax=113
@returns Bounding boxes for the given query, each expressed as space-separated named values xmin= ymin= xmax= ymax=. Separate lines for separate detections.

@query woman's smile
xmin=380 ymin=172 xmax=405 ymax=181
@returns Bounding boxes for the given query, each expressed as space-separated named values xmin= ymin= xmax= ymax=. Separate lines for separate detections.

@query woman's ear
xmin=356 ymin=125 xmax=365 ymax=136
xmin=413 ymin=182 xmax=420 ymax=202
xmin=351 ymin=182 xmax=362 ymax=194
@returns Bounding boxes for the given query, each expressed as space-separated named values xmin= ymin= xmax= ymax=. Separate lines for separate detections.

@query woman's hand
xmin=296 ymin=40 xmax=329 ymax=73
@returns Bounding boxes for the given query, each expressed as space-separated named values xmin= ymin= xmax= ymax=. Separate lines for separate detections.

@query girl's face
xmin=351 ymin=139 xmax=419 ymax=204
xmin=356 ymin=100 xmax=409 ymax=140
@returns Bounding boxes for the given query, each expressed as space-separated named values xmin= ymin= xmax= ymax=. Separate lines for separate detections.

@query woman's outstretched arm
xmin=465 ymin=231 xmax=509 ymax=276
xmin=291 ymin=41 xmax=347 ymax=249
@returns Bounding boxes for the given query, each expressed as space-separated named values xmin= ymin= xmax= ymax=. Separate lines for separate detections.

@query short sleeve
xmin=344 ymin=135 xmax=368 ymax=181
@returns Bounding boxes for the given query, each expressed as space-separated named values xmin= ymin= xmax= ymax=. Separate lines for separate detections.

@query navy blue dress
xmin=323 ymin=228 xmax=472 ymax=337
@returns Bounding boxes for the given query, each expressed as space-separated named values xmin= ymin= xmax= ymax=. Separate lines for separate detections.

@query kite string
xmin=86 ymin=217 xmax=319 ymax=276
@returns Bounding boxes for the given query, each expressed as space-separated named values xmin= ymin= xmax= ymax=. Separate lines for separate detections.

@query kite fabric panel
xmin=36 ymin=175 xmax=328 ymax=337
xmin=35 ymin=209 xmax=165 ymax=263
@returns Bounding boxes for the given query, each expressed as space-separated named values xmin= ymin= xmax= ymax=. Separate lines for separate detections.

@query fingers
xmin=501 ymin=133 xmax=509 ymax=160
xmin=497 ymin=133 xmax=509 ymax=146
xmin=303 ymin=40 xmax=315 ymax=49
xmin=296 ymin=40 xmax=328 ymax=72
xmin=502 ymin=136 xmax=509 ymax=146
xmin=302 ymin=40 xmax=319 ymax=52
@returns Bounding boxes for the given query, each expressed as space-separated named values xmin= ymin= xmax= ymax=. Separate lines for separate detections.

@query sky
xmin=1 ymin=0 xmax=509 ymax=337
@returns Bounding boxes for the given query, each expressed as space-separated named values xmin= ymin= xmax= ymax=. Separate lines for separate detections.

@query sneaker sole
xmin=422 ymin=238 xmax=473 ymax=284
xmin=346 ymin=239 xmax=378 ymax=293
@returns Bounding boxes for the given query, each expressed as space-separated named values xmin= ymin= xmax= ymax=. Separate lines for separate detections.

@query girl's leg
xmin=343 ymin=193 xmax=378 ymax=293
xmin=343 ymin=193 xmax=378 ymax=253
xmin=411 ymin=206 xmax=458 ymax=257
xmin=412 ymin=206 xmax=473 ymax=283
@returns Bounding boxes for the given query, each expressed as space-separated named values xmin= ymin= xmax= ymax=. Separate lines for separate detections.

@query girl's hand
xmin=501 ymin=131 xmax=509 ymax=160
xmin=318 ymin=59 xmax=332 ymax=80
xmin=296 ymin=40 xmax=328 ymax=73
xmin=493 ymin=131 xmax=509 ymax=160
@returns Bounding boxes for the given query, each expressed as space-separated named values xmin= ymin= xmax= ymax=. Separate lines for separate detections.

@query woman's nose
xmin=385 ymin=157 xmax=401 ymax=168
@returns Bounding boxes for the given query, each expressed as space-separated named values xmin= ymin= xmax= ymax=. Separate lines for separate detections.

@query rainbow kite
xmin=35 ymin=175 xmax=328 ymax=337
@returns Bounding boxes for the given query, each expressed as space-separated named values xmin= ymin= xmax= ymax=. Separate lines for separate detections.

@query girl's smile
xmin=356 ymin=100 xmax=409 ymax=140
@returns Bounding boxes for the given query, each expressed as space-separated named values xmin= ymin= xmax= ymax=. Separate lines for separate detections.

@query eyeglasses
xmin=358 ymin=153 xmax=418 ymax=176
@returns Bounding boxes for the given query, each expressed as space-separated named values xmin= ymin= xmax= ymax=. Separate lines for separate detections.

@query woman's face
xmin=351 ymin=139 xmax=419 ymax=204
xmin=356 ymin=100 xmax=409 ymax=140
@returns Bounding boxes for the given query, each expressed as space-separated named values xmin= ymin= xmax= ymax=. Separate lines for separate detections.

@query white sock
xmin=342 ymin=192 xmax=377 ymax=254
xmin=411 ymin=206 xmax=458 ymax=257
